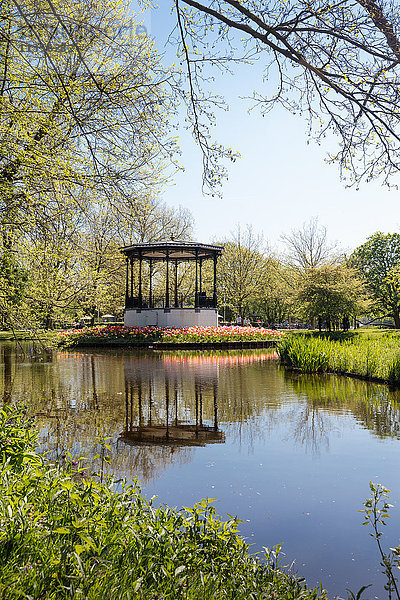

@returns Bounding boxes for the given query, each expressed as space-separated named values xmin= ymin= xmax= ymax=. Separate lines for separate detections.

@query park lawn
xmin=352 ymin=328 xmax=400 ymax=340
xmin=0 ymin=331 xmax=36 ymax=340
xmin=0 ymin=330 xmax=62 ymax=341
xmin=287 ymin=328 xmax=400 ymax=340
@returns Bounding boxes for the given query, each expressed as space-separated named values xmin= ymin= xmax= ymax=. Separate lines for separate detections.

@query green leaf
xmin=54 ymin=527 xmax=71 ymax=534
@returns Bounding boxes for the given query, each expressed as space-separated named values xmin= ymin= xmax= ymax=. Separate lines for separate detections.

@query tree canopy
xmin=0 ymin=0 xmax=174 ymax=249
xmin=0 ymin=0 xmax=183 ymax=328
xmin=281 ymin=218 xmax=336 ymax=270
xmin=351 ymin=232 xmax=400 ymax=328
xmin=296 ymin=263 xmax=369 ymax=329
xmin=218 ymin=226 xmax=270 ymax=319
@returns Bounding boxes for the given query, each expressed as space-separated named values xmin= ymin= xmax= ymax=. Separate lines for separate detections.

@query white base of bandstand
xmin=124 ymin=308 xmax=218 ymax=328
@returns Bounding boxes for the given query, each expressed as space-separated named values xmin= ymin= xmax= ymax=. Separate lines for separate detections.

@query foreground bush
xmin=58 ymin=325 xmax=284 ymax=347
xmin=278 ymin=334 xmax=400 ymax=383
xmin=0 ymin=406 xmax=325 ymax=599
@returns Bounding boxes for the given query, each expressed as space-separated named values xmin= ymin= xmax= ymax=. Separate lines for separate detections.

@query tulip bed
xmin=58 ymin=325 xmax=284 ymax=347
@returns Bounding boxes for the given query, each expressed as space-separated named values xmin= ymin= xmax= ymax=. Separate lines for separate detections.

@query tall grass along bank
xmin=278 ymin=334 xmax=400 ymax=384
xmin=0 ymin=405 xmax=325 ymax=599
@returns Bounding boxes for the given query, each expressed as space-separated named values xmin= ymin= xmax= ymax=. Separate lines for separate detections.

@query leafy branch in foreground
xmin=361 ymin=482 xmax=400 ymax=600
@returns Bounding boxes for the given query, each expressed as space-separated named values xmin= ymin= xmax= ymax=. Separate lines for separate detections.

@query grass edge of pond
xmin=278 ymin=334 xmax=400 ymax=385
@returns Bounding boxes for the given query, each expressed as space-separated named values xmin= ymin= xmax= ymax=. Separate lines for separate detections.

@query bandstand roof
xmin=120 ymin=241 xmax=224 ymax=261
xmin=120 ymin=425 xmax=225 ymax=447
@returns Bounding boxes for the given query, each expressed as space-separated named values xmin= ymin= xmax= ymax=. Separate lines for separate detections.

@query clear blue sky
xmin=137 ymin=3 xmax=400 ymax=254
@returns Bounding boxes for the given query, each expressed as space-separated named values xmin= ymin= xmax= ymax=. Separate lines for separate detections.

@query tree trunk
xmin=44 ymin=315 xmax=54 ymax=329
xmin=393 ymin=311 xmax=400 ymax=329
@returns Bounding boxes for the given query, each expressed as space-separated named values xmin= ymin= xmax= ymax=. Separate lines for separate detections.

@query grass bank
xmin=278 ymin=333 xmax=400 ymax=384
xmin=0 ymin=405 xmax=325 ymax=599
xmin=0 ymin=331 xmax=50 ymax=341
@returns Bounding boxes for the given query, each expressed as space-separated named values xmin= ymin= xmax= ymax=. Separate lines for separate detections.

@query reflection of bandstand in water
xmin=120 ymin=357 xmax=225 ymax=447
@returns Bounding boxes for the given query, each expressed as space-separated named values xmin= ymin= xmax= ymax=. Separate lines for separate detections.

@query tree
xmin=281 ymin=219 xmax=336 ymax=271
xmin=17 ymin=196 xmax=108 ymax=328
xmin=296 ymin=263 xmax=369 ymax=330
xmin=250 ymin=259 xmax=295 ymax=327
xmin=0 ymin=0 xmax=179 ymax=328
xmin=113 ymin=195 xmax=194 ymax=246
xmin=281 ymin=218 xmax=337 ymax=328
xmin=351 ymin=232 xmax=400 ymax=328
xmin=78 ymin=193 xmax=194 ymax=321
xmin=218 ymin=225 xmax=269 ymax=320
xmin=0 ymin=251 xmax=28 ymax=328
xmin=174 ymin=0 xmax=400 ymax=188
xmin=0 ymin=0 xmax=174 ymax=249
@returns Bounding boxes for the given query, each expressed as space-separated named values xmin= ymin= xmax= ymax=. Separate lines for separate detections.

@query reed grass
xmin=278 ymin=335 xmax=400 ymax=383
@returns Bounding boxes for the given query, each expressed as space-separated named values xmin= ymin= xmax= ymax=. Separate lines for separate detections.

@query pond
xmin=1 ymin=341 xmax=400 ymax=598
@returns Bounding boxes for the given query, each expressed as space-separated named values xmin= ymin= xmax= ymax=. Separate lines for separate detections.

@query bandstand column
xmin=195 ymin=249 xmax=199 ymax=308
xmin=138 ymin=251 xmax=143 ymax=308
xmin=174 ymin=260 xmax=179 ymax=308
xmin=213 ymin=252 xmax=217 ymax=308
xmin=165 ymin=250 xmax=170 ymax=308
xmin=125 ymin=257 xmax=129 ymax=301
xmin=199 ymin=258 xmax=203 ymax=294
xmin=130 ymin=257 xmax=133 ymax=299
xmin=149 ymin=259 xmax=153 ymax=308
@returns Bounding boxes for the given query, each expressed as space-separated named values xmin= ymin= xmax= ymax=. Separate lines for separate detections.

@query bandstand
xmin=120 ymin=241 xmax=224 ymax=328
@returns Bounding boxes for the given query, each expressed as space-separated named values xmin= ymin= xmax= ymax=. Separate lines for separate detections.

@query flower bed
xmin=58 ymin=325 xmax=284 ymax=347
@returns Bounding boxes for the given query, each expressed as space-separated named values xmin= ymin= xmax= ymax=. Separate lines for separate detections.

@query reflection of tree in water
xmin=33 ymin=355 xmax=195 ymax=484
xmin=0 ymin=341 xmax=54 ymax=405
xmin=1 ymin=344 xmax=13 ymax=404
xmin=286 ymin=402 xmax=331 ymax=456
xmin=284 ymin=371 xmax=400 ymax=441
xmin=216 ymin=359 xmax=285 ymax=452
xmin=37 ymin=417 xmax=194 ymax=485
xmin=114 ymin=444 xmax=193 ymax=485
xmin=0 ymin=346 xmax=291 ymax=464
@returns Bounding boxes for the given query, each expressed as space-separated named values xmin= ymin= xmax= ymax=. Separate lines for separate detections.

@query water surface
xmin=1 ymin=341 xmax=400 ymax=598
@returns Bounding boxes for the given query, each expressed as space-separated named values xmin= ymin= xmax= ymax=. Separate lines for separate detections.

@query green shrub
xmin=0 ymin=410 xmax=326 ymax=600
xmin=0 ymin=405 xmax=38 ymax=468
